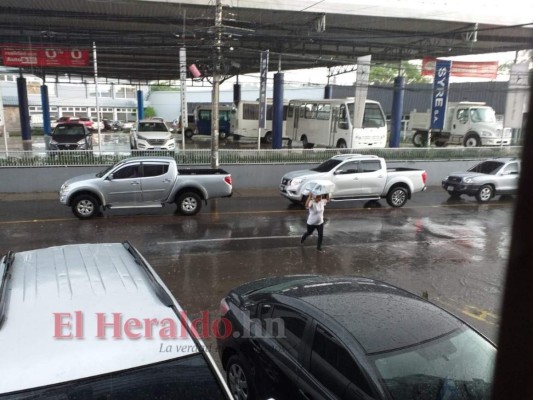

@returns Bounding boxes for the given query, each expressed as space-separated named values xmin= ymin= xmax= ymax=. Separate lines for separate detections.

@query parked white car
xmin=130 ymin=120 xmax=176 ymax=150
xmin=0 ymin=242 xmax=232 ymax=398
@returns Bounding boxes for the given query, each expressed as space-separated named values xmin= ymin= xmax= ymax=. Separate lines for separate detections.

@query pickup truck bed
xmin=178 ymin=168 xmax=228 ymax=175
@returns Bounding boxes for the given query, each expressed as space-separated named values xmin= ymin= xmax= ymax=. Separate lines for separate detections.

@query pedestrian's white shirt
xmin=307 ymin=199 xmax=327 ymax=225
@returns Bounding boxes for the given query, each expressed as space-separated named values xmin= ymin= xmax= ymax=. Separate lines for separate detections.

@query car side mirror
xmin=107 ymin=174 xmax=114 ymax=181
xmin=334 ymin=170 xmax=341 ymax=175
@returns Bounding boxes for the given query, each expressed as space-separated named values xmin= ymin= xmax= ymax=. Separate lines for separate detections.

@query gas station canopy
xmin=0 ymin=0 xmax=531 ymax=82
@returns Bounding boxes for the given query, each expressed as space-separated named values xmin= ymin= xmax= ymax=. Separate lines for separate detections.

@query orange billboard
xmin=422 ymin=57 xmax=498 ymax=79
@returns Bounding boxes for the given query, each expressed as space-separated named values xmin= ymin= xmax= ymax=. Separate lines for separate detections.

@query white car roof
xmin=0 ymin=243 xmax=200 ymax=394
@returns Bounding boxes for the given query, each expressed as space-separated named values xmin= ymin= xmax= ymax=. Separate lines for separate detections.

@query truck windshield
xmin=470 ymin=108 xmax=496 ymax=123
xmin=468 ymin=161 xmax=504 ymax=175
xmin=312 ymin=159 xmax=343 ymax=172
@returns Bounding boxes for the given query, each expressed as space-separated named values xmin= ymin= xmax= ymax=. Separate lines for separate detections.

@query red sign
xmin=1 ymin=45 xmax=90 ymax=67
xmin=422 ymin=57 xmax=498 ymax=79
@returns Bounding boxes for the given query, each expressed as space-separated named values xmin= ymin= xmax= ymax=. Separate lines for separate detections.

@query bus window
xmin=317 ymin=104 xmax=331 ymax=120
xmin=305 ymin=103 xmax=317 ymax=119
xmin=288 ymin=104 xmax=294 ymax=118
xmin=338 ymin=104 xmax=349 ymax=130
xmin=299 ymin=105 xmax=306 ymax=118
xmin=243 ymin=103 xmax=259 ymax=120
xmin=363 ymin=103 xmax=385 ymax=128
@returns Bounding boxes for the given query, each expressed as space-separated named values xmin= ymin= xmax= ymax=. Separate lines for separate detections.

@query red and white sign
xmin=1 ymin=45 xmax=90 ymax=67
xmin=422 ymin=57 xmax=498 ymax=79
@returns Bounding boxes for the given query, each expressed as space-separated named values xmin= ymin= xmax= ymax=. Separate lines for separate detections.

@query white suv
xmin=130 ymin=120 xmax=176 ymax=150
xmin=0 ymin=242 xmax=231 ymax=399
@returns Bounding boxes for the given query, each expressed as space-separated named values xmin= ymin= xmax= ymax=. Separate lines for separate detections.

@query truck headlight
xmin=290 ymin=178 xmax=303 ymax=186
xmin=60 ymin=183 xmax=70 ymax=192
xmin=463 ymin=177 xmax=474 ymax=184
xmin=480 ymin=131 xmax=495 ymax=137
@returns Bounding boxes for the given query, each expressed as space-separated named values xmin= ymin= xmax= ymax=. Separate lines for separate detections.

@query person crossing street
xmin=301 ymin=192 xmax=330 ymax=252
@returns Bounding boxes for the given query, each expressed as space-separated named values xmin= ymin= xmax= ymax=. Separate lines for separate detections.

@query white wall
xmin=148 ymin=86 xmax=326 ymax=120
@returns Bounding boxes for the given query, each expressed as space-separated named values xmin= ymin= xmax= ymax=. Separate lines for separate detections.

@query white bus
xmin=286 ymin=98 xmax=388 ymax=148
xmin=230 ymin=100 xmax=288 ymax=144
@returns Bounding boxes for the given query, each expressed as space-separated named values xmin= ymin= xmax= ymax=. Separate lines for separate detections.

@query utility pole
xmin=210 ymin=0 xmax=223 ymax=169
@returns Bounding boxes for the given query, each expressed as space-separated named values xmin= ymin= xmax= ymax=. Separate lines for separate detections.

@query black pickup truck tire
xmin=72 ymin=194 xmax=100 ymax=219
xmin=176 ymin=192 xmax=202 ymax=216
xmin=386 ymin=187 xmax=408 ymax=207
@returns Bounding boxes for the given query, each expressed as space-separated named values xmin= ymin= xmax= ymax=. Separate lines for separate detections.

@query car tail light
xmin=422 ymin=171 xmax=427 ymax=185
xmin=220 ymin=298 xmax=230 ymax=316
xmin=224 ymin=175 xmax=232 ymax=186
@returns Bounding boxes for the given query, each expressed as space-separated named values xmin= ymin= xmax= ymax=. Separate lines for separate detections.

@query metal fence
xmin=0 ymin=147 xmax=523 ymax=167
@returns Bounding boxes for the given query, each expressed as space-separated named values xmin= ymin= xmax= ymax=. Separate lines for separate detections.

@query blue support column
xmin=324 ymin=85 xmax=332 ymax=99
xmin=41 ymin=85 xmax=51 ymax=135
xmin=41 ymin=84 xmax=52 ymax=150
xmin=272 ymin=72 xmax=284 ymax=149
xmin=233 ymin=83 xmax=241 ymax=105
xmin=137 ymin=90 xmax=144 ymax=120
xmin=17 ymin=77 xmax=32 ymax=150
xmin=389 ymin=76 xmax=405 ymax=148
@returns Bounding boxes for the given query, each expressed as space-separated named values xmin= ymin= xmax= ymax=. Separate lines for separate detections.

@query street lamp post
xmin=210 ymin=0 xmax=223 ymax=169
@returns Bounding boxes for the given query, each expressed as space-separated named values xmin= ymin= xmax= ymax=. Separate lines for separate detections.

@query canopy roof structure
xmin=0 ymin=0 xmax=531 ymax=82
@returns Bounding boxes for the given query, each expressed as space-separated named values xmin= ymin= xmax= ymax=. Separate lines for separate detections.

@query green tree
xmin=143 ymin=106 xmax=157 ymax=118
xmin=150 ymin=85 xmax=180 ymax=92
xmin=370 ymin=61 xmax=429 ymax=84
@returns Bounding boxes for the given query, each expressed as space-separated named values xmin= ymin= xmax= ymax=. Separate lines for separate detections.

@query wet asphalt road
xmin=0 ymin=187 xmax=514 ymax=354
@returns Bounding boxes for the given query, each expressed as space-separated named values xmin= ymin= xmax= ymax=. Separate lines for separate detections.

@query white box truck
xmin=408 ymin=101 xmax=511 ymax=147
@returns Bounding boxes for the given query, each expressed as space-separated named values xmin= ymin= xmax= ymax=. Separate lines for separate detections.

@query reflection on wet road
xmin=0 ymin=191 xmax=514 ymax=349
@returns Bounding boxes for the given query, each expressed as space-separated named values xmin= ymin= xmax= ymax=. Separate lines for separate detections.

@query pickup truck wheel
xmin=185 ymin=129 xmax=194 ymax=139
xmin=177 ymin=192 xmax=202 ymax=216
xmin=476 ymin=185 xmax=494 ymax=202
xmin=72 ymin=194 xmax=100 ymax=219
xmin=386 ymin=187 xmax=408 ymax=208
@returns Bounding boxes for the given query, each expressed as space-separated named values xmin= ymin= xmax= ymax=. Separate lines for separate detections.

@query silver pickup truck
xmin=59 ymin=156 xmax=233 ymax=219
xmin=441 ymin=157 xmax=521 ymax=202
xmin=279 ymin=154 xmax=427 ymax=207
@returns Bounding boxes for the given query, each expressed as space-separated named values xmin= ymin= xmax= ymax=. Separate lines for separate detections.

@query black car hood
xmin=51 ymin=134 xmax=87 ymax=143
